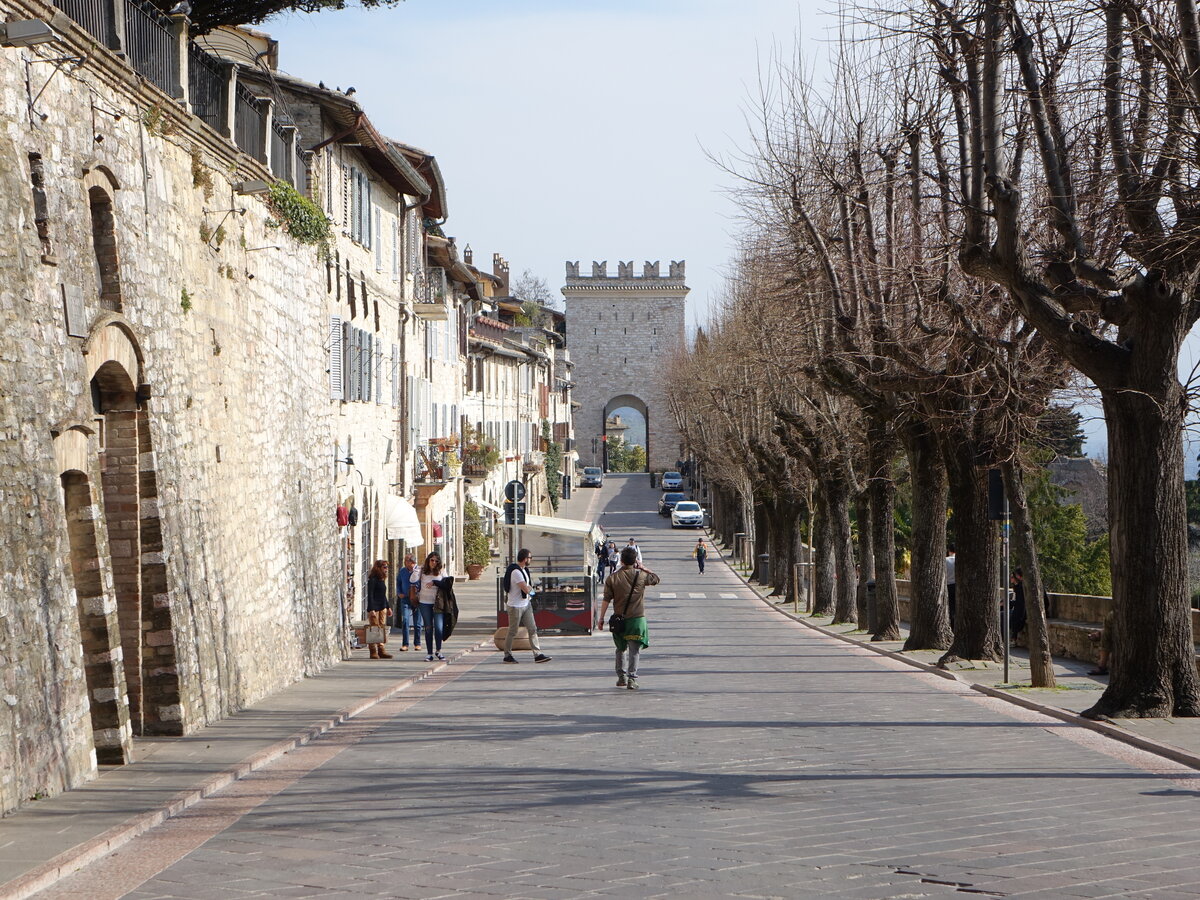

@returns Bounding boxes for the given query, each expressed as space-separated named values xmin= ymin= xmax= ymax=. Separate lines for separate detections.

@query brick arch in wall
xmin=603 ymin=393 xmax=650 ymax=472
xmin=82 ymin=165 xmax=123 ymax=313
xmin=83 ymin=319 xmax=184 ymax=737
xmin=53 ymin=426 xmax=135 ymax=765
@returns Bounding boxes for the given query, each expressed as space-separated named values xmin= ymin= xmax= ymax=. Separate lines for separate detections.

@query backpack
xmin=502 ymin=563 xmax=521 ymax=594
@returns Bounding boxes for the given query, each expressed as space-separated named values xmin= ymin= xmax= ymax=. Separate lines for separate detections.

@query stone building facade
xmin=561 ymin=260 xmax=688 ymax=473
xmin=0 ymin=0 xmax=344 ymax=815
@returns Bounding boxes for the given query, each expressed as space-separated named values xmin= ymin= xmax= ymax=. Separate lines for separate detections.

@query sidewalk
xmin=718 ymin=541 xmax=1200 ymax=772
xmin=0 ymin=575 xmax=502 ymax=900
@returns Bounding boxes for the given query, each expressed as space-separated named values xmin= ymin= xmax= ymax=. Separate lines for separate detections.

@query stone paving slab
xmin=8 ymin=475 xmax=1200 ymax=898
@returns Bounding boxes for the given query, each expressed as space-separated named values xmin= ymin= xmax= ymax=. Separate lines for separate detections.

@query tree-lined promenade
xmin=670 ymin=0 xmax=1200 ymax=720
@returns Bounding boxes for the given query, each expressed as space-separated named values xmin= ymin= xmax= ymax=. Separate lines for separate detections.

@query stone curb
xmin=0 ymin=639 xmax=494 ymax=900
xmin=710 ymin=534 xmax=1200 ymax=774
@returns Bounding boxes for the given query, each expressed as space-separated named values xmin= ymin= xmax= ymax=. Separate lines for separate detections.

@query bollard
xmin=650 ymin=472 xmax=659 ymax=489
xmin=757 ymin=553 xmax=770 ymax=584
xmin=866 ymin=579 xmax=877 ymax=633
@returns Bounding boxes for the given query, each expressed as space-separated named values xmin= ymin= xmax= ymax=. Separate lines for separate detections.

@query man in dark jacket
xmin=599 ymin=547 xmax=660 ymax=690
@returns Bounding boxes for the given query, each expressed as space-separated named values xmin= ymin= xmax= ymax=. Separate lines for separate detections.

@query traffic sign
xmin=503 ymin=500 xmax=526 ymax=525
xmin=504 ymin=479 xmax=526 ymax=502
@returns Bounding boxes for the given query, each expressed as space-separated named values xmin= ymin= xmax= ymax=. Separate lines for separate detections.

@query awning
xmin=474 ymin=496 xmax=504 ymax=516
xmin=518 ymin=514 xmax=601 ymax=542
xmin=382 ymin=494 xmax=423 ymax=546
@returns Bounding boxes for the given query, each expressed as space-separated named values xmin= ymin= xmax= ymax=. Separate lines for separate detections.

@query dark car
xmin=658 ymin=492 xmax=687 ymax=516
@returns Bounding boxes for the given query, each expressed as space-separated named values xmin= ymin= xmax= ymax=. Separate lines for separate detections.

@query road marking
xmin=688 ymin=592 xmax=705 ymax=598
xmin=719 ymin=593 xmax=737 ymax=599
xmin=658 ymin=592 xmax=677 ymax=598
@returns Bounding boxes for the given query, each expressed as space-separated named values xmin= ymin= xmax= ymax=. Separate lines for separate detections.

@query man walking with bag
xmin=599 ymin=547 xmax=660 ymax=690
xmin=503 ymin=548 xmax=552 ymax=665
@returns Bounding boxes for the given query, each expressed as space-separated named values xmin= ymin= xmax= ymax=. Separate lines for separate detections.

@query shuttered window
xmin=375 ymin=341 xmax=383 ymax=405
xmin=391 ymin=344 xmax=400 ymax=407
xmin=363 ymin=332 xmax=372 ymax=401
xmin=391 ymin=220 xmax=399 ymax=281
xmin=329 ymin=315 xmax=343 ymax=400
xmin=340 ymin=163 xmax=349 ymax=228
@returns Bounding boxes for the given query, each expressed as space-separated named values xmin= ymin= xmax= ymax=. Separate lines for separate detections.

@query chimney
xmin=463 ymin=244 xmax=473 ymax=265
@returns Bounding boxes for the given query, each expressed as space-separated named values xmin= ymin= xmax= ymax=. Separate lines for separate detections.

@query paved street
xmin=37 ymin=475 xmax=1200 ymax=899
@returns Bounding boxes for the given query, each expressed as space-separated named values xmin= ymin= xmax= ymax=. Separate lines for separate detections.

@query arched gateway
xmin=562 ymin=260 xmax=689 ymax=473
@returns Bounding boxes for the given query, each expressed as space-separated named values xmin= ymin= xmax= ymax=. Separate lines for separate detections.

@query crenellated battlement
xmin=564 ymin=259 xmax=686 ymax=283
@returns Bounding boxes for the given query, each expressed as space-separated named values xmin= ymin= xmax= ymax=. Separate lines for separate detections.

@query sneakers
xmin=425 ymin=654 xmax=434 ymax=662
xmin=626 ymin=679 xmax=639 ymax=691
xmin=533 ymin=654 xmax=552 ymax=663
xmin=616 ymin=676 xmax=627 ymax=687
xmin=435 ymin=653 xmax=445 ymax=661
xmin=503 ymin=654 xmax=518 ymax=664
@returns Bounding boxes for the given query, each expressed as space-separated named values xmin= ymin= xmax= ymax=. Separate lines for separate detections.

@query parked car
xmin=661 ymin=471 xmax=684 ymax=490
xmin=671 ymin=501 xmax=704 ymax=528
xmin=658 ymin=491 xmax=688 ymax=516
xmin=580 ymin=466 xmax=604 ymax=487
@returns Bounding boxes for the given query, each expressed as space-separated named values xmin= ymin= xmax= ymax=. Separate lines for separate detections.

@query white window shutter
xmin=329 ymin=315 xmax=344 ymax=400
xmin=391 ymin=345 xmax=399 ymax=407
xmin=342 ymin=322 xmax=353 ymax=401
xmin=340 ymin=163 xmax=349 ymax=228
xmin=375 ymin=343 xmax=383 ymax=405
xmin=392 ymin=221 xmax=399 ymax=281
xmin=363 ymin=332 xmax=372 ymax=401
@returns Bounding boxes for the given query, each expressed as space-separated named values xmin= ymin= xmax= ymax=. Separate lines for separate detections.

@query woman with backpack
xmin=412 ymin=551 xmax=447 ymax=661
xmin=693 ymin=539 xmax=708 ymax=574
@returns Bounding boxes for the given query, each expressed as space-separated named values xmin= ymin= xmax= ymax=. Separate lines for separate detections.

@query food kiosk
xmin=496 ymin=514 xmax=603 ymax=635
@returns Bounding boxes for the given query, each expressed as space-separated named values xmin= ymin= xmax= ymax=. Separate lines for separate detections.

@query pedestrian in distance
xmin=413 ymin=551 xmax=447 ymax=661
xmin=626 ymin=538 xmax=643 ymax=565
xmin=1008 ymin=568 xmax=1027 ymax=645
xmin=365 ymin=560 xmax=393 ymax=660
xmin=600 ymin=547 xmax=660 ymax=690
xmin=595 ymin=538 xmax=609 ymax=581
xmin=395 ymin=554 xmax=420 ymax=651
xmin=693 ymin=539 xmax=707 ymax=574
xmin=502 ymin=548 xmax=552 ymax=664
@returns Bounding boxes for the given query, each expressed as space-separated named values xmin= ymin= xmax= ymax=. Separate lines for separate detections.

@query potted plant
xmin=463 ymin=500 xmax=491 ymax=580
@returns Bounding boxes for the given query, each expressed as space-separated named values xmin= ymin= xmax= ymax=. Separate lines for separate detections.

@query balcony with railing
xmin=49 ymin=0 xmax=290 ymax=189
xmin=415 ymin=438 xmax=461 ymax=484
xmin=412 ymin=267 xmax=449 ymax=320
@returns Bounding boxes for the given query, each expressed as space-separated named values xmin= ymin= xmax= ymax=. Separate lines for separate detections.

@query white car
xmin=671 ymin=501 xmax=704 ymax=528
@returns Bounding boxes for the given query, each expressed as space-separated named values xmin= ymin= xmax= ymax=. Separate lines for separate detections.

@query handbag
xmin=365 ymin=625 xmax=387 ymax=644
xmin=608 ymin=572 xmax=639 ymax=634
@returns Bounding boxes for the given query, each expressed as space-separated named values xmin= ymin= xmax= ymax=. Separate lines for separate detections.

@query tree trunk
xmin=1002 ymin=460 xmax=1054 ymax=688
xmin=827 ymin=479 xmax=858 ymax=625
xmin=940 ymin=444 xmax=1002 ymax=664
xmin=753 ymin=500 xmax=770 ymax=585
xmin=902 ymin=422 xmax=952 ymax=650
xmin=1085 ymin=387 xmax=1200 ymax=718
xmin=869 ymin=430 xmax=900 ymax=641
xmin=856 ymin=493 xmax=874 ymax=629
xmin=812 ymin=487 xmax=836 ymax=617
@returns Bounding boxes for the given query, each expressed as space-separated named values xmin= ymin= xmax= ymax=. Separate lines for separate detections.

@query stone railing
xmin=895 ymin=580 xmax=1200 ymax=670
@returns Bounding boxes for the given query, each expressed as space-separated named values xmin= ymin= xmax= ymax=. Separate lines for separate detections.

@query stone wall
xmin=561 ymin=261 xmax=687 ymax=473
xmin=0 ymin=0 xmax=341 ymax=815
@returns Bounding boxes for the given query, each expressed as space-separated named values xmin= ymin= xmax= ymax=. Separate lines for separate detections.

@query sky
xmin=263 ymin=0 xmax=825 ymax=332
xmin=258 ymin=0 xmax=1200 ymax=467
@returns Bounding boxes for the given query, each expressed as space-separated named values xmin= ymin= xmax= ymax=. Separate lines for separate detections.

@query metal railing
xmin=187 ymin=44 xmax=225 ymax=133
xmin=52 ymin=0 xmax=112 ymax=44
xmin=270 ymin=120 xmax=290 ymax=181
xmin=233 ymin=85 xmax=265 ymax=161
xmin=124 ymin=0 xmax=176 ymax=94
xmin=294 ymin=147 xmax=309 ymax=194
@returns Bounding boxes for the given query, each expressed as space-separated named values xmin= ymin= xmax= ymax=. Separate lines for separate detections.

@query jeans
xmin=615 ymin=641 xmax=642 ymax=680
xmin=399 ymin=602 xmax=422 ymax=647
xmin=697 ymin=556 xmax=705 ymax=574
xmin=504 ymin=603 xmax=542 ymax=655
xmin=418 ymin=604 xmax=443 ymax=654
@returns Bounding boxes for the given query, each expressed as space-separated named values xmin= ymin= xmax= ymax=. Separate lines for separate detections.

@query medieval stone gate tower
xmin=561 ymin=260 xmax=689 ymax=473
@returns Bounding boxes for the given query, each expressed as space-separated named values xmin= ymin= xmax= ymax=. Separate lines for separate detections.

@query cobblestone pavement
xmin=41 ymin=476 xmax=1200 ymax=899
